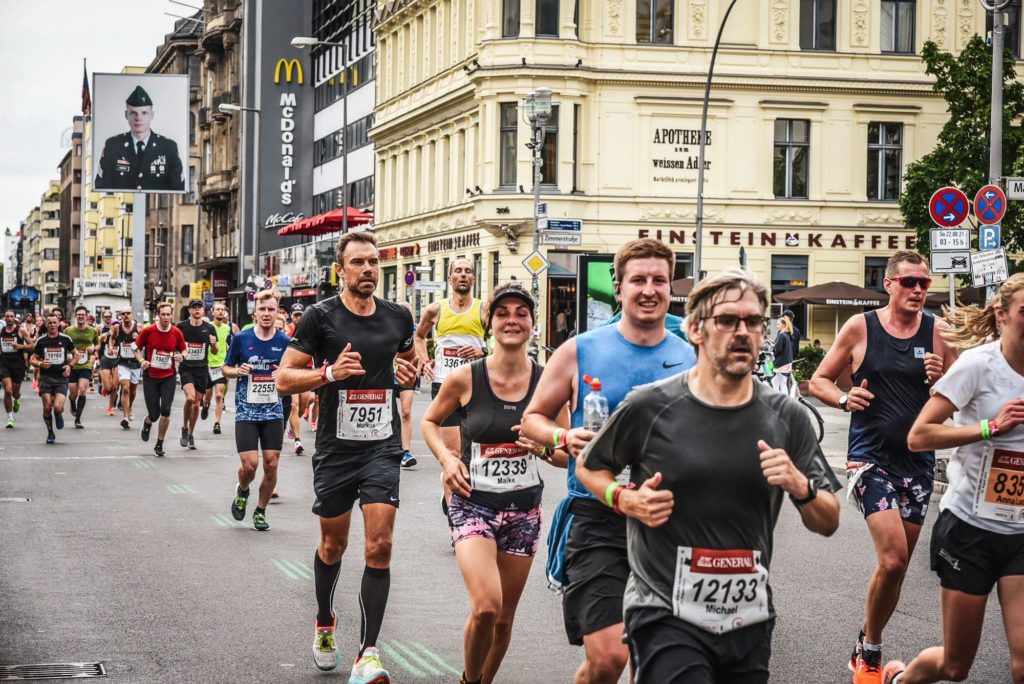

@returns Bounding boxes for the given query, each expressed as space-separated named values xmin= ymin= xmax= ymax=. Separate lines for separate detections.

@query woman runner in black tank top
xmin=422 ymin=283 xmax=569 ymax=684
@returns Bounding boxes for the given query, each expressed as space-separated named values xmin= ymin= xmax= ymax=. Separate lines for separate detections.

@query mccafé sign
xmin=274 ymin=58 xmax=304 ymax=85
xmin=379 ymin=244 xmax=421 ymax=262
xmin=637 ymin=228 xmax=918 ymax=250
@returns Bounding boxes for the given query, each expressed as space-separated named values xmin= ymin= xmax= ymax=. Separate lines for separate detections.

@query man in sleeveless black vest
xmin=811 ymin=251 xmax=957 ymax=684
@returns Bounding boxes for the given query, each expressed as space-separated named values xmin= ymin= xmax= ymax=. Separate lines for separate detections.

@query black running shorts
xmin=38 ymin=376 xmax=69 ymax=396
xmin=143 ymin=374 xmax=176 ymax=420
xmin=235 ymin=420 xmax=285 ymax=453
xmin=99 ymin=355 xmax=119 ymax=370
xmin=311 ymin=447 xmax=402 ymax=518
xmin=430 ymin=382 xmax=465 ymax=428
xmin=69 ymin=368 xmax=92 ymax=383
xmin=562 ymin=497 xmax=630 ymax=646
xmin=626 ymin=608 xmax=773 ymax=684
xmin=178 ymin=365 xmax=211 ymax=393
xmin=930 ymin=508 xmax=1024 ymax=596
xmin=0 ymin=361 xmax=26 ymax=381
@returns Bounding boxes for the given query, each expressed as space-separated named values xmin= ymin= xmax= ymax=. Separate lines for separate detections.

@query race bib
xmin=973 ymin=446 xmax=1024 ymax=523
xmin=434 ymin=347 xmax=471 ymax=383
xmin=0 ymin=337 xmax=14 ymax=354
xmin=103 ymin=343 xmax=118 ymax=359
xmin=245 ymin=373 xmax=278 ymax=404
xmin=119 ymin=343 xmax=134 ymax=359
xmin=44 ymin=347 xmax=65 ymax=365
xmin=672 ymin=547 xmax=771 ymax=634
xmin=469 ymin=442 xmax=540 ymax=493
xmin=150 ymin=350 xmax=173 ymax=370
xmin=209 ymin=366 xmax=224 ymax=382
xmin=336 ymin=389 xmax=393 ymax=441
xmin=184 ymin=343 xmax=206 ymax=361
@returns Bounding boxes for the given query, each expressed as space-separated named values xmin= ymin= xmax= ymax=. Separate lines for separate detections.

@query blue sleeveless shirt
xmin=565 ymin=324 xmax=697 ymax=499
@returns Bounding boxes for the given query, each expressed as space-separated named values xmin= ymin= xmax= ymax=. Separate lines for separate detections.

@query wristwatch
xmin=838 ymin=394 xmax=850 ymax=412
xmin=790 ymin=478 xmax=819 ymax=506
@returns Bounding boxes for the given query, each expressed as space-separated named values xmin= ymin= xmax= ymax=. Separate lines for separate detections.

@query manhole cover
xmin=0 ymin=662 xmax=106 ymax=680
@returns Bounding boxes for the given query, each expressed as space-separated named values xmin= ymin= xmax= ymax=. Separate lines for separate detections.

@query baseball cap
xmin=291 ymin=303 xmax=305 ymax=313
xmin=782 ymin=309 xmax=795 ymax=318
xmin=487 ymin=283 xmax=535 ymax=331
xmin=188 ymin=298 xmax=203 ymax=308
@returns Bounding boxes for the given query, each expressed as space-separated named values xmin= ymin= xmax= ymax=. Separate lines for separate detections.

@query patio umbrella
xmin=926 ymin=286 xmax=985 ymax=308
xmin=774 ymin=281 xmax=889 ymax=336
xmin=277 ymin=207 xmax=372 ymax=236
xmin=671 ymin=277 xmax=694 ymax=303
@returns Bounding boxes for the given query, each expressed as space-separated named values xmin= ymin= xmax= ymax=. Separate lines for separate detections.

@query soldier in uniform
xmin=95 ymin=85 xmax=184 ymax=192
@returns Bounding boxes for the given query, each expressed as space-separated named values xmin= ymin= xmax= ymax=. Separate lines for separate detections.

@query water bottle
xmin=582 ymin=376 xmax=609 ymax=432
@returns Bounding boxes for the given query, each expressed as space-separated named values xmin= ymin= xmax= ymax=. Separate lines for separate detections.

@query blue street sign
xmin=928 ymin=187 xmax=970 ymax=227
xmin=980 ymin=224 xmax=1001 ymax=251
xmin=974 ymin=184 xmax=1007 ymax=225
xmin=545 ymin=219 xmax=582 ymax=231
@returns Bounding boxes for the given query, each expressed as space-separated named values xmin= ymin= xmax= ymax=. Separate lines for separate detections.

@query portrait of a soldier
xmin=95 ymin=85 xmax=184 ymax=192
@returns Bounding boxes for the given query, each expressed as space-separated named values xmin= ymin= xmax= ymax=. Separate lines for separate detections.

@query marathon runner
xmin=577 ymin=267 xmax=840 ymax=683
xmin=415 ymin=258 xmax=487 ymax=475
xmin=285 ymin=302 xmax=310 ymax=454
xmin=203 ymin=302 xmax=237 ymax=435
xmin=1 ymin=310 xmax=32 ymax=428
xmin=810 ymin=251 xmax=956 ymax=683
xmin=109 ymin=307 xmax=142 ymax=430
xmin=224 ymin=290 xmax=290 ymax=531
xmin=24 ymin=312 xmax=40 ymax=391
xmin=30 ymin=313 xmax=78 ymax=444
xmin=277 ymin=230 xmax=418 ymax=681
xmin=66 ymin=306 xmax=100 ymax=429
xmin=883 ymin=273 xmax=1024 ymax=684
xmin=97 ymin=310 xmax=121 ymax=416
xmin=423 ymin=283 xmax=568 ymax=684
xmin=176 ymin=298 xmax=218 ymax=450
xmin=133 ymin=303 xmax=186 ymax=457
xmin=521 ymin=238 xmax=697 ymax=683
xmin=398 ymin=301 xmax=417 ymax=468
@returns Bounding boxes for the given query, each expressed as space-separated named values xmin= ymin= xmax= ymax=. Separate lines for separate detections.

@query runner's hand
xmin=621 ymin=472 xmax=674 ymax=528
xmin=331 ymin=343 xmax=365 ymax=381
xmin=237 ymin=363 xmax=252 ymax=377
xmin=141 ymin=360 xmax=151 ymax=370
xmin=758 ymin=440 xmax=807 ymax=497
xmin=421 ymin=359 xmax=436 ymax=381
xmin=847 ymin=379 xmax=873 ymax=412
xmin=994 ymin=397 xmax=1024 ymax=434
xmin=923 ymin=352 xmax=943 ymax=384
xmin=394 ymin=357 xmax=418 ymax=386
xmin=442 ymin=453 xmax=472 ymax=498
xmin=512 ymin=424 xmax=546 ymax=457
xmin=40 ymin=360 xmax=51 ymax=369
xmin=173 ymin=352 xmax=184 ymax=363
xmin=564 ymin=427 xmax=595 ymax=457
xmin=457 ymin=345 xmax=484 ymax=359
xmin=62 ymin=365 xmax=70 ymax=378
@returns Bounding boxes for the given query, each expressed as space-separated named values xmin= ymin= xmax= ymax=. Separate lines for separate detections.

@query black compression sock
xmin=314 ymin=551 xmax=341 ymax=627
xmin=358 ymin=566 xmax=391 ymax=656
xmin=254 ymin=506 xmax=265 ymax=515
xmin=75 ymin=395 xmax=85 ymax=416
xmin=43 ymin=416 xmax=53 ymax=431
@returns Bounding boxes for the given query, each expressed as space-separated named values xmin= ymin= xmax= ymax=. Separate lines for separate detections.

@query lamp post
xmin=292 ymin=36 xmax=350 ymax=236
xmin=523 ymin=87 xmax=553 ymax=351
xmin=219 ymin=102 xmax=262 ymax=281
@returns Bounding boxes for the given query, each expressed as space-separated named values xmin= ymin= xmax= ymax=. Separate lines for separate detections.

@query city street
xmin=1 ymin=389 xmax=1013 ymax=682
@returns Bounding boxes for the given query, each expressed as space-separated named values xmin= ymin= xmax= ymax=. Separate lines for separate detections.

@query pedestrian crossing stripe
xmin=165 ymin=483 xmax=196 ymax=494
xmin=272 ymin=558 xmax=314 ymax=580
xmin=131 ymin=460 xmax=157 ymax=469
xmin=378 ymin=641 xmax=461 ymax=678
xmin=209 ymin=514 xmax=247 ymax=528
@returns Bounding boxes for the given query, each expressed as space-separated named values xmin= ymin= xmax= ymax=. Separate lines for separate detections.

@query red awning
xmin=277 ymin=207 xmax=373 ymax=237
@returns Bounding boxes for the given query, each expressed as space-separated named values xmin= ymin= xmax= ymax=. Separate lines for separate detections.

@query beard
xmin=453 ymin=281 xmax=472 ymax=294
xmin=712 ymin=338 xmax=755 ymax=381
xmin=347 ymin=279 xmax=376 ymax=299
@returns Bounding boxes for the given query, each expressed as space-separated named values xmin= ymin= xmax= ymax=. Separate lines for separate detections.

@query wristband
xmin=990 ymin=419 xmax=1001 ymax=437
xmin=981 ymin=419 xmax=992 ymax=441
xmin=319 ymin=364 xmax=329 ymax=385
xmin=325 ymin=364 xmax=336 ymax=383
xmin=552 ymin=428 xmax=565 ymax=449
xmin=604 ymin=482 xmax=622 ymax=508
xmin=612 ymin=482 xmax=636 ymax=516
xmin=539 ymin=446 xmax=550 ymax=460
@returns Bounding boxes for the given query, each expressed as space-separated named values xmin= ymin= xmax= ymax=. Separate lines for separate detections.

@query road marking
xmin=273 ymin=558 xmax=314 ymax=580
xmin=272 ymin=558 xmax=302 ymax=580
xmin=210 ymin=513 xmax=246 ymax=528
xmin=378 ymin=642 xmax=427 ymax=678
xmin=131 ymin=459 xmax=157 ymax=469
xmin=403 ymin=641 xmax=461 ymax=676
xmin=387 ymin=640 xmax=450 ymax=677
xmin=166 ymin=484 xmax=197 ymax=494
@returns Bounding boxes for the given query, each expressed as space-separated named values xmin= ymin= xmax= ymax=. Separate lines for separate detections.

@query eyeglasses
xmin=893 ymin=276 xmax=932 ymax=290
xmin=706 ymin=314 xmax=769 ymax=333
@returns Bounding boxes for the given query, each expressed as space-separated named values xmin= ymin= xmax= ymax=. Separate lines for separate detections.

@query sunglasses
xmin=892 ymin=276 xmax=932 ymax=290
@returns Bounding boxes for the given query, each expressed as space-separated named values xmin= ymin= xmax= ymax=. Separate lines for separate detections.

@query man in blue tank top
xmin=811 ymin=251 xmax=957 ymax=684
xmin=523 ymin=238 xmax=696 ymax=684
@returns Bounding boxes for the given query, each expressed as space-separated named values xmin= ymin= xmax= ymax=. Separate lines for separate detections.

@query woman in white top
xmin=887 ymin=273 xmax=1024 ymax=684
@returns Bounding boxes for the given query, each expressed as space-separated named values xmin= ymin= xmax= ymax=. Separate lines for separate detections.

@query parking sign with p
xmin=980 ymin=224 xmax=1002 ymax=251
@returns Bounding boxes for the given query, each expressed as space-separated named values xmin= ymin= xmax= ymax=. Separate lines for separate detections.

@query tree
xmin=900 ymin=36 xmax=1024 ymax=259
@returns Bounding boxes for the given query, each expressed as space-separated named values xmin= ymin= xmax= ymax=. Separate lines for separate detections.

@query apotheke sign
xmin=651 ymin=124 xmax=712 ymax=188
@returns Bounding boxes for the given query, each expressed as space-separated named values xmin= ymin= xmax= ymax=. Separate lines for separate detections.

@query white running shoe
xmin=312 ymin=617 xmax=340 ymax=671
xmin=348 ymin=646 xmax=389 ymax=684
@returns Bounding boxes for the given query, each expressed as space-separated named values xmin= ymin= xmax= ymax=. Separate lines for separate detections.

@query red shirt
xmin=136 ymin=324 xmax=186 ymax=379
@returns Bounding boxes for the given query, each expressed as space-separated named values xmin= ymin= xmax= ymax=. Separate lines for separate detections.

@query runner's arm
xmin=276 ymin=347 xmax=326 ymax=394
xmin=521 ymin=338 xmax=588 ymax=453
xmin=422 ymin=365 xmax=473 ymax=497
xmin=809 ymin=314 xmax=865 ymax=408
xmin=907 ymin=392 xmax=1024 ymax=452
xmin=413 ymin=302 xmax=440 ymax=366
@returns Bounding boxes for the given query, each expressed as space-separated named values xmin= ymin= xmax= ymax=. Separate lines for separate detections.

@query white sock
xmin=863 ymin=641 xmax=882 ymax=652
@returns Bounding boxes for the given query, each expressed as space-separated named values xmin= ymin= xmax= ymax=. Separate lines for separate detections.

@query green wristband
xmin=552 ymin=428 xmax=564 ymax=449
xmin=605 ymin=482 xmax=622 ymax=508
xmin=981 ymin=419 xmax=992 ymax=441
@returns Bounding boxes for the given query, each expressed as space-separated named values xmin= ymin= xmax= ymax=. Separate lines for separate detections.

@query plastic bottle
xmin=582 ymin=376 xmax=610 ymax=432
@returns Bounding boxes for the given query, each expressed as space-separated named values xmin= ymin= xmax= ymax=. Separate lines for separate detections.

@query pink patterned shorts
xmin=449 ymin=493 xmax=542 ymax=557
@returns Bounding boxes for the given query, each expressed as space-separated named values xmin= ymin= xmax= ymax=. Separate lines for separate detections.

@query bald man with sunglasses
xmin=810 ymin=251 xmax=957 ymax=684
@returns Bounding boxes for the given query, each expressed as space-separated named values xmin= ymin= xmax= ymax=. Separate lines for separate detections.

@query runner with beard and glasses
xmin=30 ymin=314 xmax=79 ymax=444
xmin=1 ymin=310 xmax=32 ymax=428
xmin=134 ymin=303 xmax=187 ymax=457
xmin=66 ymin=306 xmax=100 ymax=429
xmin=204 ymin=302 xmax=238 ymax=435
xmin=276 ymin=230 xmax=419 ymax=682
xmin=521 ymin=238 xmax=697 ymax=684
xmin=577 ymin=268 xmax=839 ymax=683
xmin=810 ymin=251 xmax=957 ymax=684
xmin=415 ymin=258 xmax=488 ymax=491
xmin=176 ymin=299 xmax=219 ymax=450
xmin=109 ymin=307 xmax=142 ymax=430
xmin=97 ymin=310 xmax=121 ymax=416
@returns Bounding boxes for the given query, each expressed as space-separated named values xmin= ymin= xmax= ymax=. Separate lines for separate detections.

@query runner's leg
xmin=359 ymin=502 xmax=396 ymax=655
xmin=41 ymin=392 xmax=53 ymax=433
xmin=257 ymin=449 xmax=281 ymax=509
xmin=316 ymin=512 xmax=352 ymax=625
xmin=3 ymin=377 xmax=12 ymax=414
xmin=455 ymin=537 xmax=503 ymax=682
xmin=237 ymin=449 xmax=260 ymax=496
xmin=401 ymin=389 xmax=413 ymax=452
xmin=214 ymin=381 xmax=227 ymax=423
xmin=578 ymin=624 xmax=630 ymax=684
xmin=157 ymin=377 xmax=175 ymax=441
xmin=893 ymin=587 xmax=987 ymax=683
xmin=182 ymin=382 xmax=197 ymax=436
xmin=480 ymin=551 xmax=534 ymax=684
xmin=864 ymin=510 xmax=921 ymax=644
xmin=998 ymin=575 xmax=1024 ymax=684
xmin=75 ymin=378 xmax=88 ymax=420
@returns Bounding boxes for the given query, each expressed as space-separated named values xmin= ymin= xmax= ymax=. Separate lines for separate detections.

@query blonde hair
xmin=942 ymin=273 xmax=1024 ymax=350
xmin=686 ymin=267 xmax=769 ymax=321
xmin=777 ymin=316 xmax=793 ymax=335
xmin=254 ymin=289 xmax=281 ymax=305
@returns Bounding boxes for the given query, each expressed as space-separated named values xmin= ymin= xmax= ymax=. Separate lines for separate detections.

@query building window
xmin=313 ymin=52 xmax=377 ymax=112
xmin=800 ymin=0 xmax=836 ymax=50
xmin=987 ymin=1 xmax=1022 ymax=57
xmin=637 ymin=0 xmax=673 ymax=44
xmin=572 ymin=104 xmax=580 ymax=192
xmin=881 ymin=0 xmax=915 ymax=53
xmin=492 ymin=251 xmax=500 ymax=289
xmin=499 ymin=103 xmax=518 ymax=187
xmin=865 ymin=257 xmax=888 ymax=292
xmin=536 ymin=0 xmax=559 ymax=36
xmin=773 ymin=119 xmax=809 ymax=199
xmin=771 ymin=255 xmax=809 ymax=335
xmin=181 ymin=225 xmax=194 ymax=264
xmin=541 ymin=105 xmax=559 ymax=186
xmin=473 ymin=253 xmax=482 ymax=298
xmin=503 ymin=0 xmax=520 ymax=37
xmin=867 ymin=122 xmax=903 ymax=201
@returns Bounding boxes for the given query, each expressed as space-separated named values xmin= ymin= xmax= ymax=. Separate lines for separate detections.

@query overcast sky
xmin=0 ymin=1 xmax=186 ymax=260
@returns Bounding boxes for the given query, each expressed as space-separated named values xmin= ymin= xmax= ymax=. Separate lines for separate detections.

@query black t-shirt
xmin=113 ymin=322 xmax=141 ymax=369
xmin=33 ymin=334 xmax=77 ymax=379
xmin=289 ymin=296 xmax=414 ymax=456
xmin=0 ymin=325 xmax=28 ymax=365
xmin=582 ymin=372 xmax=830 ymax=635
xmin=176 ymin=319 xmax=217 ymax=368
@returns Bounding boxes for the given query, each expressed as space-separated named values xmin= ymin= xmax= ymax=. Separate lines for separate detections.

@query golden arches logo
xmin=274 ymin=58 xmax=304 ymax=85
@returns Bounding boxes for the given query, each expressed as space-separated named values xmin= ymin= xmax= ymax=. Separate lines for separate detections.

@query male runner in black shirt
xmin=1 ymin=310 xmax=32 ymax=428
xmin=176 ymin=299 xmax=218 ymax=449
xmin=30 ymin=314 xmax=79 ymax=444
xmin=277 ymin=230 xmax=418 ymax=682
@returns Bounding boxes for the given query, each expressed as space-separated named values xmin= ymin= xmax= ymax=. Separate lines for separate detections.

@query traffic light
xmin=96 ymin=255 xmax=103 ymax=269
xmin=330 ymin=262 xmax=339 ymax=286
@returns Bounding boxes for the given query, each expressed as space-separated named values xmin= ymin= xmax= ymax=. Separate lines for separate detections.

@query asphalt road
xmin=0 ymin=387 xmax=1013 ymax=682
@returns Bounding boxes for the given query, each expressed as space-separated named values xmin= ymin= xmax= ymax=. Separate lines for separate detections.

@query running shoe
xmin=106 ymin=406 xmax=114 ymax=416
xmin=141 ymin=420 xmax=152 ymax=442
xmin=46 ymin=431 xmax=55 ymax=444
xmin=200 ymin=402 xmax=209 ymax=421
xmin=53 ymin=411 xmax=64 ymax=430
xmin=349 ymin=646 xmax=389 ymax=684
xmin=231 ymin=486 xmax=248 ymax=521
xmin=69 ymin=403 xmax=78 ymax=419
xmin=253 ymin=511 xmax=270 ymax=531
xmin=271 ymin=489 xmax=279 ymax=499
xmin=121 ymin=418 xmax=130 ymax=430
xmin=401 ymin=451 xmax=417 ymax=469
xmin=179 ymin=426 xmax=188 ymax=448
xmin=187 ymin=435 xmax=196 ymax=450
xmin=312 ymin=616 xmax=340 ymax=671
xmin=286 ymin=426 xmax=295 ymax=440
xmin=5 ymin=417 xmax=13 ymax=429
xmin=12 ymin=398 xmax=19 ymax=413
xmin=854 ymin=649 xmax=883 ymax=684
xmin=850 ymin=631 xmax=865 ymax=672
xmin=294 ymin=439 xmax=304 ymax=455
xmin=154 ymin=442 xmax=166 ymax=458
xmin=129 ymin=409 xmax=135 ymax=421
xmin=74 ymin=417 xmax=83 ymax=429
xmin=213 ymin=421 xmax=221 ymax=435
xmin=882 ymin=661 xmax=906 ymax=684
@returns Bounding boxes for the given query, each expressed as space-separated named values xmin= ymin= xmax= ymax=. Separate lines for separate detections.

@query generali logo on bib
xmin=347 ymin=389 xmax=386 ymax=403
xmin=480 ymin=443 xmax=528 ymax=459
xmin=691 ymin=549 xmax=757 ymax=575
xmin=994 ymin=450 xmax=1024 ymax=472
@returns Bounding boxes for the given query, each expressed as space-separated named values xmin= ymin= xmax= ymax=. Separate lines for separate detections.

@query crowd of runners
xmin=3 ymin=234 xmax=1022 ymax=684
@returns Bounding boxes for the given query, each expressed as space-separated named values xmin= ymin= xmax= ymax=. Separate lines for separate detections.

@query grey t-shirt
xmin=581 ymin=371 xmax=829 ymax=634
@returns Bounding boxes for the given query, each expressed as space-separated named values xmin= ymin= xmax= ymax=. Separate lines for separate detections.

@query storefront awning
xmin=198 ymin=256 xmax=238 ymax=271
xmin=277 ymin=207 xmax=372 ymax=237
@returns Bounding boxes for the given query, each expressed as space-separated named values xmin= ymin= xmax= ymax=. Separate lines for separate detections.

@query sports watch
xmin=790 ymin=478 xmax=819 ymax=507
xmin=838 ymin=394 xmax=850 ymax=411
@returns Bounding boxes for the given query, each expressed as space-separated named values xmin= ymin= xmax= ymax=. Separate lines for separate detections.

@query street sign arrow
xmin=974 ymin=184 xmax=1007 ymax=225
xmin=929 ymin=187 xmax=970 ymax=227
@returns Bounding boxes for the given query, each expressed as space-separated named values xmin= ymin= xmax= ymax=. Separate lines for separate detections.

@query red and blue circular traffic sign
xmin=404 ymin=270 xmax=416 ymax=286
xmin=928 ymin=187 xmax=970 ymax=227
xmin=974 ymin=184 xmax=1007 ymax=225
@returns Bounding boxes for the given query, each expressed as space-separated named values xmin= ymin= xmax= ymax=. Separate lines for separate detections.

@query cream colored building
xmin=23 ymin=180 xmax=62 ymax=309
xmin=371 ymin=0 xmax=1011 ymax=346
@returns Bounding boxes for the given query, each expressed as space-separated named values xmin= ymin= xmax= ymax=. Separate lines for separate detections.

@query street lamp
xmin=218 ymin=102 xmax=262 ymax=282
xmin=523 ymin=87 xmax=553 ymax=350
xmin=292 ymin=36 xmax=350 ymax=236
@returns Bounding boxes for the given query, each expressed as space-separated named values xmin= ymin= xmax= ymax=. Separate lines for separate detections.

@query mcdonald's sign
xmin=274 ymin=58 xmax=304 ymax=85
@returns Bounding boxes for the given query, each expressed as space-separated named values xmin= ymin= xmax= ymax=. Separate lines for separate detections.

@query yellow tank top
xmin=433 ymin=298 xmax=486 ymax=383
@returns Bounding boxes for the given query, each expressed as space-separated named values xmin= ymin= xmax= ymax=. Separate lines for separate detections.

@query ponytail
xmin=941 ymin=273 xmax=1024 ymax=350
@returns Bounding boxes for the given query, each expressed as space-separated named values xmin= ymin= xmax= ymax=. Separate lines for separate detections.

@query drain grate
xmin=0 ymin=662 xmax=106 ymax=680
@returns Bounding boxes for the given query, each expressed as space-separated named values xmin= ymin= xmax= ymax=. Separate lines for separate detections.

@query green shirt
xmin=208 ymin=322 xmax=233 ymax=368
xmin=65 ymin=325 xmax=100 ymax=370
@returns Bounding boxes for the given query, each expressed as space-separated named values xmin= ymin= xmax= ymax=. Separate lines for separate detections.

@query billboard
xmin=576 ymin=253 xmax=693 ymax=334
xmin=91 ymin=73 xmax=189 ymax=193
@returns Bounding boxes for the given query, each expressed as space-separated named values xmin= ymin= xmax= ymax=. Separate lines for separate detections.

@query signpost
xmin=929 ymin=228 xmax=971 ymax=251
xmin=542 ymin=232 xmax=583 ymax=246
xmin=974 ymin=184 xmax=1007 ymax=225
xmin=415 ymin=280 xmax=446 ymax=292
xmin=970 ymin=248 xmax=1009 ymax=288
xmin=928 ymin=187 xmax=970 ymax=227
xmin=979 ymin=224 xmax=1002 ymax=251
xmin=522 ymin=250 xmax=550 ymax=277
xmin=929 ymin=251 xmax=972 ymax=274
xmin=404 ymin=270 xmax=415 ymax=286
xmin=1006 ymin=177 xmax=1024 ymax=200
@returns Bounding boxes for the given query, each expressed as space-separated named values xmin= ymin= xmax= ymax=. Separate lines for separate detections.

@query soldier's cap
xmin=126 ymin=85 xmax=153 ymax=108
xmin=188 ymin=298 xmax=203 ymax=308
xmin=487 ymin=283 xmax=535 ymax=332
